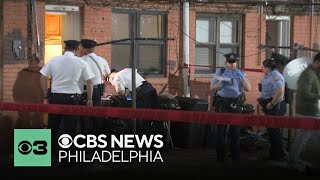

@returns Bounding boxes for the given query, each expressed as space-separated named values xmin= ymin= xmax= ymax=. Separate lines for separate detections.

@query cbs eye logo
xmin=18 ymin=140 xmax=47 ymax=155
xmin=58 ymin=134 xmax=73 ymax=148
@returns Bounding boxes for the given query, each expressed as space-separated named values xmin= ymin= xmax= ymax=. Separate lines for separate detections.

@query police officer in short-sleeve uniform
xmin=210 ymin=53 xmax=251 ymax=162
xmin=258 ymin=58 xmax=285 ymax=161
xmin=79 ymin=39 xmax=111 ymax=135
xmin=40 ymin=40 xmax=95 ymax=160
xmin=108 ymin=68 xmax=162 ymax=136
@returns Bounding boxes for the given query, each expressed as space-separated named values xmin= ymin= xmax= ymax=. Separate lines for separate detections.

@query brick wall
xmin=0 ymin=1 xmax=3 ymax=100
xmin=1 ymin=0 xmax=45 ymax=102
xmin=293 ymin=16 xmax=312 ymax=50
xmin=242 ymin=13 xmax=266 ymax=106
xmin=292 ymin=15 xmax=320 ymax=58
xmin=163 ymin=9 xmax=183 ymax=96
xmin=312 ymin=15 xmax=320 ymax=50
xmin=1 ymin=0 xmax=320 ymax=107
xmin=2 ymin=0 xmax=29 ymax=101
xmin=82 ymin=6 xmax=111 ymax=65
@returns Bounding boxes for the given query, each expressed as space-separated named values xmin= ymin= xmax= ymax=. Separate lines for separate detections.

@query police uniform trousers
xmin=48 ymin=93 xmax=80 ymax=158
xmin=136 ymin=81 xmax=164 ymax=137
xmin=263 ymin=102 xmax=285 ymax=161
xmin=79 ymin=85 xmax=105 ymax=136
xmin=215 ymin=95 xmax=242 ymax=162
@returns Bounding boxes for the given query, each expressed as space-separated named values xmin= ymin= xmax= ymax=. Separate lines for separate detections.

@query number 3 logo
xmin=18 ymin=140 xmax=47 ymax=155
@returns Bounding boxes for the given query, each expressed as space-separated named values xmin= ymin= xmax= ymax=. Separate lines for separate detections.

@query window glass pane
xmin=220 ymin=21 xmax=233 ymax=43
xmin=111 ymin=45 xmax=130 ymax=70
xmin=112 ymin=13 xmax=130 ymax=40
xmin=140 ymin=14 xmax=162 ymax=38
xmin=139 ymin=45 xmax=162 ymax=74
xmin=279 ymin=20 xmax=290 ymax=57
xmin=195 ymin=14 xmax=241 ymax=75
xmin=195 ymin=47 xmax=214 ymax=74
xmin=196 ymin=20 xmax=210 ymax=43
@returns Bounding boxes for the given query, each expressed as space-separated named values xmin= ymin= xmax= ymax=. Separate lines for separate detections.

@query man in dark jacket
xmin=288 ymin=52 xmax=320 ymax=170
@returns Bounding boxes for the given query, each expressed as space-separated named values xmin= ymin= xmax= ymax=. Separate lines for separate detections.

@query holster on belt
xmin=216 ymin=94 xmax=244 ymax=106
xmin=257 ymin=97 xmax=273 ymax=112
xmin=215 ymin=95 xmax=244 ymax=113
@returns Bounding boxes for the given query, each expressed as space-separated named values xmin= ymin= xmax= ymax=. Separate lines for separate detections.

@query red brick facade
xmin=0 ymin=1 xmax=3 ymax=101
xmin=1 ymin=0 xmax=319 ymax=108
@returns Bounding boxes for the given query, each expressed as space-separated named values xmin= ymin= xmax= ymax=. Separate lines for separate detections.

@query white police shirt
xmin=40 ymin=51 xmax=95 ymax=94
xmin=82 ymin=53 xmax=111 ymax=85
xmin=111 ymin=68 xmax=145 ymax=94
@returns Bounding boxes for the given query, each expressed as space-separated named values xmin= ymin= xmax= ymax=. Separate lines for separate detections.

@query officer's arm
xmin=241 ymin=76 xmax=251 ymax=92
xmin=210 ymin=81 xmax=223 ymax=91
xmin=86 ymin=79 xmax=94 ymax=101
xmin=102 ymin=63 xmax=111 ymax=96
xmin=102 ymin=81 xmax=108 ymax=96
xmin=210 ymin=70 xmax=223 ymax=91
xmin=113 ymin=80 xmax=126 ymax=96
xmin=40 ymin=75 xmax=48 ymax=98
xmin=270 ymin=86 xmax=284 ymax=105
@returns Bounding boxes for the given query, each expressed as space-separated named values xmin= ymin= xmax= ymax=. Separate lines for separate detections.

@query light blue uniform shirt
xmin=261 ymin=69 xmax=284 ymax=99
xmin=211 ymin=67 xmax=247 ymax=98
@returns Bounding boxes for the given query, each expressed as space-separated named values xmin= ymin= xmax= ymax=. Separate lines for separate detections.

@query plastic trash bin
xmin=170 ymin=97 xmax=208 ymax=148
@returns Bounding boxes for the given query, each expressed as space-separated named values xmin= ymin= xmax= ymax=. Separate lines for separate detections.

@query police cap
xmin=81 ymin=39 xmax=97 ymax=48
xmin=224 ymin=53 xmax=239 ymax=63
xmin=64 ymin=40 xmax=80 ymax=49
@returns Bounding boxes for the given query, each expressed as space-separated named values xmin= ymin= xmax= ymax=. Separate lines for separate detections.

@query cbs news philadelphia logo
xmin=14 ymin=129 xmax=51 ymax=167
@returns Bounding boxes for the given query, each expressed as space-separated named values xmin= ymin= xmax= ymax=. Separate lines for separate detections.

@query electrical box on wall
xmin=12 ymin=40 xmax=24 ymax=59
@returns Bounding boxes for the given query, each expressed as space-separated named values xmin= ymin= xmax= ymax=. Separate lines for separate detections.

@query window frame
xmin=112 ymin=9 xmax=167 ymax=77
xmin=195 ymin=13 xmax=242 ymax=76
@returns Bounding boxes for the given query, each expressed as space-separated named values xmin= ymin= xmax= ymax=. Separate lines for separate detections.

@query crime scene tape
xmin=0 ymin=101 xmax=320 ymax=130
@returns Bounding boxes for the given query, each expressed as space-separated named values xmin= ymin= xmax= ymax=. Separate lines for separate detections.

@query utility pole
xmin=257 ymin=0 xmax=263 ymax=66
xmin=27 ymin=0 xmax=33 ymax=60
xmin=183 ymin=0 xmax=190 ymax=97
xmin=131 ymin=11 xmax=138 ymax=134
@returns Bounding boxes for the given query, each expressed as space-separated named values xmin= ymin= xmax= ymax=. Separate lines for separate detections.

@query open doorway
xmin=45 ymin=5 xmax=81 ymax=63
xmin=266 ymin=16 xmax=291 ymax=59
xmin=43 ymin=5 xmax=81 ymax=127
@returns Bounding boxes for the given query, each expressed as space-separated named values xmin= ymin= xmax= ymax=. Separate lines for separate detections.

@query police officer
xmin=79 ymin=39 xmax=111 ymax=135
xmin=40 ymin=40 xmax=94 ymax=164
xmin=258 ymin=58 xmax=285 ymax=162
xmin=210 ymin=53 xmax=251 ymax=162
xmin=108 ymin=68 xmax=161 ymax=135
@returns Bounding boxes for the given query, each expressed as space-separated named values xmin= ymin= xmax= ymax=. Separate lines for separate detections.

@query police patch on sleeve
xmin=273 ymin=76 xmax=279 ymax=81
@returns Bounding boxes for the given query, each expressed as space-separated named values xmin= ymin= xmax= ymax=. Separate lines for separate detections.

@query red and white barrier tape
xmin=0 ymin=101 xmax=319 ymax=130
